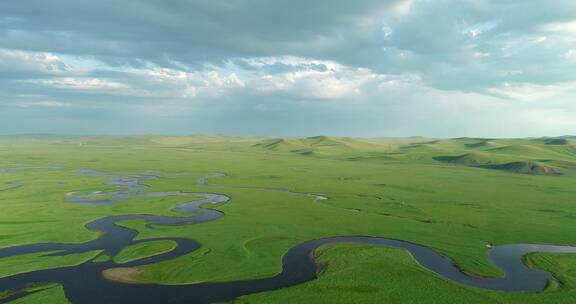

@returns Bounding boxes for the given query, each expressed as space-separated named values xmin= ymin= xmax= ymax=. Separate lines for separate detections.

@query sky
xmin=1 ymin=0 xmax=575 ymax=137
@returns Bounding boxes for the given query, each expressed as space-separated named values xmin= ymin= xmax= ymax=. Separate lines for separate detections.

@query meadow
xmin=1 ymin=135 xmax=576 ymax=303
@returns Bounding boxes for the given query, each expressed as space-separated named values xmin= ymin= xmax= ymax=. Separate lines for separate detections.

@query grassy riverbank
xmin=1 ymin=135 xmax=576 ymax=303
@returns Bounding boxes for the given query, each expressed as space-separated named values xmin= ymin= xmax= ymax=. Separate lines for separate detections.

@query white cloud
xmin=540 ymin=20 xmax=576 ymax=36
xmin=254 ymin=69 xmax=369 ymax=99
xmin=126 ymin=68 xmax=246 ymax=98
xmin=230 ymin=56 xmax=420 ymax=100
xmin=486 ymin=81 xmax=576 ymax=102
xmin=565 ymin=49 xmax=576 ymax=62
xmin=16 ymin=100 xmax=70 ymax=108
xmin=458 ymin=20 xmax=500 ymax=39
xmin=391 ymin=0 xmax=414 ymax=17
xmin=26 ymin=77 xmax=126 ymax=90
xmin=0 ymin=48 xmax=69 ymax=75
xmin=87 ymin=57 xmax=420 ymax=102
xmin=239 ymin=56 xmax=337 ymax=71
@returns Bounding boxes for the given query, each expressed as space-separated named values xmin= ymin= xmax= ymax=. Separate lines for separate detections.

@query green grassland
xmin=1 ymin=135 xmax=576 ymax=303
xmin=7 ymin=284 xmax=68 ymax=304
xmin=113 ymin=240 xmax=177 ymax=264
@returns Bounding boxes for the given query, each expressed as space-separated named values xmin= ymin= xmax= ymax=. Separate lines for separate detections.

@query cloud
xmin=486 ymin=82 xmax=576 ymax=102
xmin=0 ymin=48 xmax=69 ymax=79
xmin=0 ymin=0 xmax=575 ymax=137
xmin=0 ymin=0 xmax=402 ymax=63
xmin=372 ymin=0 xmax=576 ymax=90
xmin=241 ymin=58 xmax=410 ymax=100
xmin=540 ymin=20 xmax=576 ymax=36
xmin=25 ymin=77 xmax=127 ymax=90
xmin=16 ymin=100 xmax=71 ymax=108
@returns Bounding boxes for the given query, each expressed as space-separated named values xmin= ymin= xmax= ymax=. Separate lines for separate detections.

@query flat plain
xmin=1 ymin=135 xmax=576 ymax=303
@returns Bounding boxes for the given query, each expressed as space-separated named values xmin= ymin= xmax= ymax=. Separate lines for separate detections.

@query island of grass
xmin=113 ymin=240 xmax=178 ymax=264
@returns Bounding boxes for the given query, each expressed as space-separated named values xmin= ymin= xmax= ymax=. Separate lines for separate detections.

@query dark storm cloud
xmin=0 ymin=0 xmax=399 ymax=65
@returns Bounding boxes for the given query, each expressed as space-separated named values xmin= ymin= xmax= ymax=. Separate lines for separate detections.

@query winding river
xmin=1 ymin=172 xmax=576 ymax=303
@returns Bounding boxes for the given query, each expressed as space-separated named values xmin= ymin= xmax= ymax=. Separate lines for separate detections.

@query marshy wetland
xmin=2 ymin=135 xmax=576 ymax=303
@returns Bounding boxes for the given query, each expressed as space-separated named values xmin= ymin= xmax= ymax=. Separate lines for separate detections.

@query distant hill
xmin=1 ymin=134 xmax=574 ymax=176
xmin=421 ymin=137 xmax=575 ymax=175
xmin=251 ymin=136 xmax=430 ymax=156
xmin=252 ymin=136 xmax=353 ymax=156
xmin=480 ymin=161 xmax=562 ymax=175
xmin=433 ymin=152 xmax=513 ymax=165
xmin=0 ymin=134 xmax=72 ymax=140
